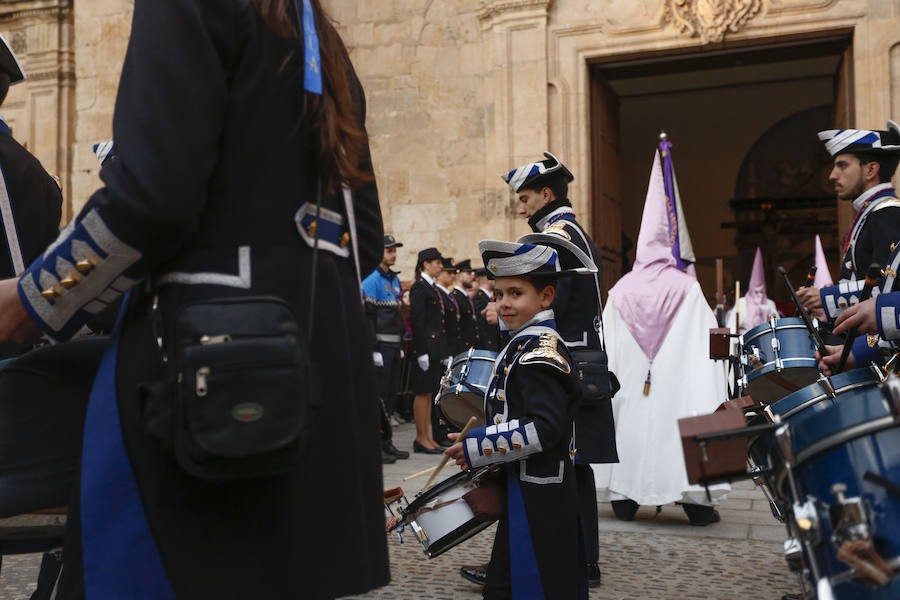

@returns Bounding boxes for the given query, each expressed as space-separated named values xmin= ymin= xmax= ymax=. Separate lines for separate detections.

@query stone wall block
xmin=392 ymin=201 xmax=457 ymax=233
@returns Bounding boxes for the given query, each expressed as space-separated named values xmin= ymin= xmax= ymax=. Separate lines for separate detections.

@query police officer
xmin=0 ymin=35 xmax=62 ymax=359
xmin=409 ymin=247 xmax=449 ymax=454
xmin=463 ymin=152 xmax=617 ymax=588
xmin=362 ymin=234 xmax=410 ymax=462
xmin=798 ymin=121 xmax=900 ymax=318
xmin=452 ymin=259 xmax=480 ymax=351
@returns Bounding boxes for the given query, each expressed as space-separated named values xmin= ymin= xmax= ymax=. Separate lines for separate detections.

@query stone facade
xmin=2 ymin=0 xmax=900 ymax=292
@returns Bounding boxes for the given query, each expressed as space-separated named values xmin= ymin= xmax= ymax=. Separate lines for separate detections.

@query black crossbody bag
xmin=169 ymin=296 xmax=312 ymax=480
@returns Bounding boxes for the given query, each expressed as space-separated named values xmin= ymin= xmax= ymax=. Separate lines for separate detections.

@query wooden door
xmin=834 ymin=44 xmax=855 ymax=236
xmin=590 ymin=71 xmax=623 ymax=301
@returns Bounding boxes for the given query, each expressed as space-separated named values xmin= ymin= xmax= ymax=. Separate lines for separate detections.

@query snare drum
xmin=742 ymin=317 xmax=820 ymax=405
xmin=394 ymin=467 xmax=500 ymax=558
xmin=749 ymin=368 xmax=884 ymax=504
xmin=783 ymin=393 xmax=900 ymax=598
xmin=435 ymin=349 xmax=496 ymax=429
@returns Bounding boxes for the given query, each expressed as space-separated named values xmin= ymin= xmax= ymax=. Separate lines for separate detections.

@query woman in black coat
xmin=0 ymin=0 xmax=388 ymax=598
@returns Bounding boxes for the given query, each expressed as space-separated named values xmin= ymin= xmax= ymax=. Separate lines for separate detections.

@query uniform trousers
xmin=575 ymin=463 xmax=599 ymax=564
xmin=375 ymin=342 xmax=402 ymax=416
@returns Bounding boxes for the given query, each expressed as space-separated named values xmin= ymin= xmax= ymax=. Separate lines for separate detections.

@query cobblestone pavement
xmin=0 ymin=423 xmax=800 ymax=599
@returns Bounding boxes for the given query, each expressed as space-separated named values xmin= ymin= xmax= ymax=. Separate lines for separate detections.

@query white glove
xmin=442 ymin=356 xmax=452 ymax=367
xmin=373 ymin=352 xmax=384 ymax=368
xmin=400 ymin=349 xmax=405 ymax=359
xmin=417 ymin=354 xmax=430 ymax=372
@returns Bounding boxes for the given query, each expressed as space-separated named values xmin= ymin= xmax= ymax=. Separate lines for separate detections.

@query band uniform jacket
xmin=0 ymin=123 xmax=62 ymax=359
xmin=409 ymin=276 xmax=449 ymax=393
xmin=838 ymin=184 xmax=900 ymax=282
xmin=438 ymin=284 xmax=461 ymax=357
xmin=473 ymin=287 xmax=500 ymax=352
xmin=453 ymin=286 xmax=480 ymax=351
xmin=462 ymin=311 xmax=586 ymax=599
xmin=15 ymin=1 xmax=388 ymax=597
xmin=529 ymin=199 xmax=618 ymax=464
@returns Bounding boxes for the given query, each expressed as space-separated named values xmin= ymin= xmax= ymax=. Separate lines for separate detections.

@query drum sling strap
xmin=0 ymin=162 xmax=24 ymax=275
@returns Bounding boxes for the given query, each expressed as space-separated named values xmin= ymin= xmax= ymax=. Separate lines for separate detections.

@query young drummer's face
xmin=494 ymin=277 xmax=554 ymax=330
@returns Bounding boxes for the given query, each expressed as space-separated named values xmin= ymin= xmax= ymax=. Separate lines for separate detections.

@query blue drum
xmin=785 ymin=393 xmax=900 ymax=598
xmin=435 ymin=349 xmax=497 ymax=429
xmin=742 ymin=317 xmax=820 ymax=406
xmin=749 ymin=368 xmax=883 ymax=504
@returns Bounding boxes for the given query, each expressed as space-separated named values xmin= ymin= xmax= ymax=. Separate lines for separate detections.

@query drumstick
xmin=836 ymin=263 xmax=881 ymax=374
xmin=734 ymin=281 xmax=740 ymax=335
xmin=403 ymin=465 xmax=439 ymax=481
xmin=778 ymin=267 xmax=829 ymax=359
xmin=423 ymin=416 xmax=478 ymax=492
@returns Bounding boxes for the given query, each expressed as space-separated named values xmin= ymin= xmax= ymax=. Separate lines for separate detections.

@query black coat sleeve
xmin=868 ymin=206 xmax=900 ymax=271
xmin=409 ymin=281 xmax=429 ymax=357
xmin=513 ymin=363 xmax=574 ymax=452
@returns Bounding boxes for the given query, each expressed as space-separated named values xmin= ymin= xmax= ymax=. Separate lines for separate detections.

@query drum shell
xmin=787 ymin=396 xmax=900 ymax=599
xmin=435 ymin=350 xmax=497 ymax=429
xmin=743 ymin=318 xmax=819 ymax=405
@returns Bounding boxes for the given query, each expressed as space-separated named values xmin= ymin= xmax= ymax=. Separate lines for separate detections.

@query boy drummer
xmin=446 ymin=239 xmax=591 ymax=600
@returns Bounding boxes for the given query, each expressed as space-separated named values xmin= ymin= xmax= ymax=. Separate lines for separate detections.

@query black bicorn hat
xmin=818 ymin=121 xmax=900 ymax=156
xmin=383 ymin=234 xmax=403 ymax=248
xmin=478 ymin=240 xmax=560 ymax=280
xmin=416 ymin=247 xmax=443 ymax=269
xmin=516 ymin=232 xmax=598 ymax=275
xmin=454 ymin=259 xmax=472 ymax=272
xmin=501 ymin=152 xmax=574 ymax=193
xmin=0 ymin=34 xmax=25 ymax=85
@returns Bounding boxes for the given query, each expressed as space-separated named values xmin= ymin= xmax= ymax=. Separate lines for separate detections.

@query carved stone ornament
xmin=664 ymin=0 xmax=763 ymax=44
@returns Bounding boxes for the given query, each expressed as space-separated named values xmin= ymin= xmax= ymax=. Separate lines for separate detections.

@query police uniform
xmin=817 ymin=123 xmax=900 ymax=283
xmin=362 ymin=235 xmax=406 ymax=418
xmin=437 ymin=257 xmax=461 ymax=358
xmin=453 ymin=259 xmax=481 ymax=351
xmin=462 ymin=240 xmax=588 ymax=600
xmin=409 ymin=247 xmax=450 ymax=395
xmin=0 ymin=38 xmax=62 ymax=359
xmin=473 ymin=267 xmax=501 ymax=352
xmin=502 ymin=153 xmax=616 ymax=583
xmin=14 ymin=1 xmax=388 ymax=597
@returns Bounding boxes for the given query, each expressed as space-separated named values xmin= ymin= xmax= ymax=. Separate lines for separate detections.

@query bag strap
xmin=0 ymin=164 xmax=24 ymax=275
xmin=564 ymin=220 xmax=607 ymax=351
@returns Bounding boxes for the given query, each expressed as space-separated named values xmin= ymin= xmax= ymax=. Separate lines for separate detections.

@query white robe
xmin=724 ymin=296 xmax=780 ymax=336
xmin=593 ymin=283 xmax=730 ymax=506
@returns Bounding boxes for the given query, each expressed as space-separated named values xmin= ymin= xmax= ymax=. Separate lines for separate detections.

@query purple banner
xmin=659 ymin=138 xmax=691 ymax=271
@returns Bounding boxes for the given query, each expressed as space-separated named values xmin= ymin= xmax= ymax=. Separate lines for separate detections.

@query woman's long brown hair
xmin=251 ymin=0 xmax=372 ymax=194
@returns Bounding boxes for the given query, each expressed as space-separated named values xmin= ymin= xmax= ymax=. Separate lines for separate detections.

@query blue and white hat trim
xmin=818 ymin=121 xmax=900 ymax=156
xmin=501 ymin=151 xmax=573 ymax=193
xmin=479 ymin=240 xmax=559 ymax=278
xmin=93 ymin=141 xmax=115 ymax=166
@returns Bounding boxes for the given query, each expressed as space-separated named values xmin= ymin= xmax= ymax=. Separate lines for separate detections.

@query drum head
xmin=437 ymin=390 xmax=486 ymax=429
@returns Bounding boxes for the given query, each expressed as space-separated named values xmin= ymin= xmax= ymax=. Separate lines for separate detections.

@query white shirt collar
xmin=435 ymin=283 xmax=451 ymax=294
xmin=853 ymin=182 xmax=895 ymax=212
xmin=536 ymin=205 xmax=575 ymax=230
xmin=421 ymin=272 xmax=435 ymax=286
xmin=479 ymin=287 xmax=492 ymax=296
xmin=454 ymin=285 xmax=467 ymax=294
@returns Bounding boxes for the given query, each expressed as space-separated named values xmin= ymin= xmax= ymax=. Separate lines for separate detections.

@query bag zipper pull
xmin=200 ymin=334 xmax=232 ymax=345
xmin=196 ymin=367 xmax=210 ymax=397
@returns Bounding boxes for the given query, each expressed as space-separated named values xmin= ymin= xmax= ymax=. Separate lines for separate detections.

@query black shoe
xmin=682 ymin=503 xmax=720 ymax=526
xmin=437 ymin=437 xmax=453 ymax=448
xmin=611 ymin=499 xmax=639 ymax=521
xmin=587 ymin=562 xmax=601 ymax=588
xmin=460 ymin=564 xmax=486 ymax=586
xmin=382 ymin=450 xmax=397 ymax=464
xmin=383 ymin=441 xmax=410 ymax=460
xmin=413 ymin=441 xmax=444 ymax=455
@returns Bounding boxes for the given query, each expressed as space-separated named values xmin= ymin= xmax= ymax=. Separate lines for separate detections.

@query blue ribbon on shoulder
xmin=293 ymin=0 xmax=322 ymax=95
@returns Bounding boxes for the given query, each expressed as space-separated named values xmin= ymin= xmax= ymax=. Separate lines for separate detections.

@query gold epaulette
xmin=519 ymin=333 xmax=571 ymax=374
xmin=542 ymin=221 xmax=571 ymax=241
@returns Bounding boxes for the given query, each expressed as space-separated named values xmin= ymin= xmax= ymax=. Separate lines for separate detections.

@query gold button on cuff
xmin=307 ymin=221 xmax=318 ymax=238
xmin=60 ymin=275 xmax=81 ymax=288
xmin=41 ymin=287 xmax=61 ymax=300
xmin=340 ymin=232 xmax=350 ymax=247
xmin=76 ymin=260 xmax=95 ymax=273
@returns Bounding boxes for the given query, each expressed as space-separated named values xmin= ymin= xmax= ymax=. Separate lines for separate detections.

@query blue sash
xmin=80 ymin=294 xmax=174 ymax=599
